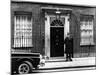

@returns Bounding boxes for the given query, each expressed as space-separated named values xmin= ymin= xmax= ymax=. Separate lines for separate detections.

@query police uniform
xmin=64 ymin=37 xmax=73 ymax=61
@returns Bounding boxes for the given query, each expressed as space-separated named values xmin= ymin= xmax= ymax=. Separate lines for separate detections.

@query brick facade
xmin=11 ymin=1 xmax=96 ymax=58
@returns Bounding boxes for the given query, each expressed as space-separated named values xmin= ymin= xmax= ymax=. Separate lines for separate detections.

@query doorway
xmin=50 ymin=19 xmax=64 ymax=57
xmin=45 ymin=15 xmax=70 ymax=58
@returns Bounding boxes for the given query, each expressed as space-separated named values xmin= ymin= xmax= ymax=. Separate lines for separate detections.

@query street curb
xmin=39 ymin=65 xmax=96 ymax=70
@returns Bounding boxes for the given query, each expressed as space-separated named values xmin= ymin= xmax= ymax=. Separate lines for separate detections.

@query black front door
xmin=50 ymin=27 xmax=64 ymax=57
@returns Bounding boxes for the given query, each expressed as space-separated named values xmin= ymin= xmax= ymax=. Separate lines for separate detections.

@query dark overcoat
xmin=64 ymin=37 xmax=73 ymax=54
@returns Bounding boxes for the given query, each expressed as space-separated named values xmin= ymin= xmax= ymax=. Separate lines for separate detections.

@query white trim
xmin=45 ymin=14 xmax=70 ymax=58
xmin=41 ymin=7 xmax=72 ymax=11
xmin=64 ymin=15 xmax=70 ymax=39
xmin=45 ymin=14 xmax=50 ymax=57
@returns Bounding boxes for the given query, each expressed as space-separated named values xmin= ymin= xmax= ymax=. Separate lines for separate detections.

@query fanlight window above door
xmin=51 ymin=19 xmax=64 ymax=26
xmin=50 ymin=17 xmax=65 ymax=27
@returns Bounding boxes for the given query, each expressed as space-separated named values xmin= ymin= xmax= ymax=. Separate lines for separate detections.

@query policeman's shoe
xmin=70 ymin=59 xmax=72 ymax=61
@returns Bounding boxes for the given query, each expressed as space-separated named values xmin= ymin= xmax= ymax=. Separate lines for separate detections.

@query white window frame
xmin=13 ymin=13 xmax=33 ymax=48
xmin=80 ymin=15 xmax=94 ymax=45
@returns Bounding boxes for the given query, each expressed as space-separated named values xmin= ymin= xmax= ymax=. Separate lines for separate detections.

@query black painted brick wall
xmin=11 ymin=2 xmax=96 ymax=57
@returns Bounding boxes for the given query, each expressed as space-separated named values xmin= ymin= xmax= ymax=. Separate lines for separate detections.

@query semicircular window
xmin=50 ymin=19 xmax=64 ymax=27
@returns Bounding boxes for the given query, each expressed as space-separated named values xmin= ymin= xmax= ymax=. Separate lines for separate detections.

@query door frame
xmin=45 ymin=14 xmax=70 ymax=58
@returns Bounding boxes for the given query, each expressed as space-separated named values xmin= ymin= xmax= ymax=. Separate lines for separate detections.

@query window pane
xmin=80 ymin=15 xmax=94 ymax=45
xmin=14 ymin=14 xmax=32 ymax=48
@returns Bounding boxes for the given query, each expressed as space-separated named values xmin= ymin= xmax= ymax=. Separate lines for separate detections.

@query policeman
xmin=64 ymin=33 xmax=73 ymax=61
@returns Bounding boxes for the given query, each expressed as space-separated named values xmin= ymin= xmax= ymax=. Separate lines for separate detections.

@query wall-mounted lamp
xmin=55 ymin=10 xmax=61 ymax=14
xmin=55 ymin=9 xmax=61 ymax=19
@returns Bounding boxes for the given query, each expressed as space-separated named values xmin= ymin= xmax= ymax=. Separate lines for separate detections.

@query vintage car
xmin=11 ymin=52 xmax=44 ymax=74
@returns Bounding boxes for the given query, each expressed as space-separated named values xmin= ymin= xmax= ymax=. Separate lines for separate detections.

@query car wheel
xmin=17 ymin=61 xmax=32 ymax=74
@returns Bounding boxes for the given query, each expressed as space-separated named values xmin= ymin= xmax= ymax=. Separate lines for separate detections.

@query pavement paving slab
xmin=39 ymin=57 xmax=96 ymax=69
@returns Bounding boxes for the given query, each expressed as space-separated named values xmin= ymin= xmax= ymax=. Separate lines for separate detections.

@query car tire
xmin=17 ymin=61 xmax=32 ymax=74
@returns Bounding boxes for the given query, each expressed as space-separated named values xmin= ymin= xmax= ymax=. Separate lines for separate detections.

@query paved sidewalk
xmin=15 ymin=57 xmax=96 ymax=75
xmin=39 ymin=57 xmax=96 ymax=69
